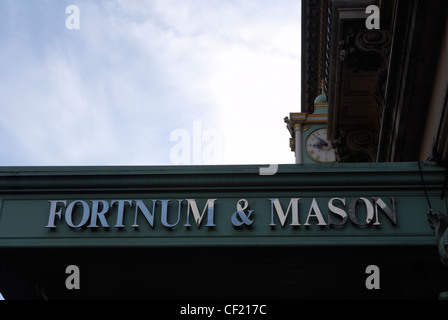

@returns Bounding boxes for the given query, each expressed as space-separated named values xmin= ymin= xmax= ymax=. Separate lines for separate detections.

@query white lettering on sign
xmin=45 ymin=197 xmax=397 ymax=230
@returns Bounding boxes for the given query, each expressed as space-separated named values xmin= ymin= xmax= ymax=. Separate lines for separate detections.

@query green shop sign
xmin=0 ymin=162 xmax=446 ymax=247
xmin=44 ymin=197 xmax=396 ymax=229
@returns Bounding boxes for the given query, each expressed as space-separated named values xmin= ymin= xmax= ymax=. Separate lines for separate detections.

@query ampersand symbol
xmin=231 ymin=199 xmax=254 ymax=227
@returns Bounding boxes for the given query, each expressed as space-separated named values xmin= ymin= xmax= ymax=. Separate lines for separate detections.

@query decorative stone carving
xmin=331 ymin=129 xmax=377 ymax=162
xmin=339 ymin=28 xmax=390 ymax=99
xmin=284 ymin=116 xmax=294 ymax=138
xmin=427 ymin=209 xmax=448 ymax=265
xmin=427 ymin=209 xmax=448 ymax=300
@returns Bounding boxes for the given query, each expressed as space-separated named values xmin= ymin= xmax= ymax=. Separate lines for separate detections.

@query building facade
xmin=0 ymin=0 xmax=447 ymax=301
xmin=284 ymin=0 xmax=448 ymax=299
xmin=288 ymin=0 xmax=448 ymax=165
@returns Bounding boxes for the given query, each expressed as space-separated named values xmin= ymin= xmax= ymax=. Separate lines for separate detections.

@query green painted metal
xmin=0 ymin=162 xmax=446 ymax=248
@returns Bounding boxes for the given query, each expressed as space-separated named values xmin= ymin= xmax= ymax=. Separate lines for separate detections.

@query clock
xmin=305 ymin=128 xmax=336 ymax=163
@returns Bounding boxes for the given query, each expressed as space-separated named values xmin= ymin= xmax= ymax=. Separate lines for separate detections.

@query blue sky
xmin=0 ymin=0 xmax=301 ymax=166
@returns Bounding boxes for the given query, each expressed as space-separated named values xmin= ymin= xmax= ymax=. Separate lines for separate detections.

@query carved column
xmin=294 ymin=123 xmax=303 ymax=164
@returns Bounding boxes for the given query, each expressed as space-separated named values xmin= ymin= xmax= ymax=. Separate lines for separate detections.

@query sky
xmin=0 ymin=0 xmax=301 ymax=167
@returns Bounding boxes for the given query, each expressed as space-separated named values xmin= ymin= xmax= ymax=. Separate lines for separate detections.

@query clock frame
xmin=305 ymin=128 xmax=336 ymax=163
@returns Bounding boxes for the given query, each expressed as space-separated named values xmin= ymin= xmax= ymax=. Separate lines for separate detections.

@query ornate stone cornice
xmin=301 ymin=0 xmax=329 ymax=113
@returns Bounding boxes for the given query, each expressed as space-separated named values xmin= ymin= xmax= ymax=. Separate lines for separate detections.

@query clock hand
xmin=312 ymin=134 xmax=328 ymax=147
xmin=312 ymin=141 xmax=327 ymax=149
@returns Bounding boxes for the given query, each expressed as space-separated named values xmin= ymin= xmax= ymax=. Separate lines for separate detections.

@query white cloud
xmin=0 ymin=0 xmax=300 ymax=166
xmin=120 ymin=0 xmax=301 ymax=164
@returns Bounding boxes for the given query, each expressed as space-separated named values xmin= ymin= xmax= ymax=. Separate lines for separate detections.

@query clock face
xmin=305 ymin=128 xmax=336 ymax=163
